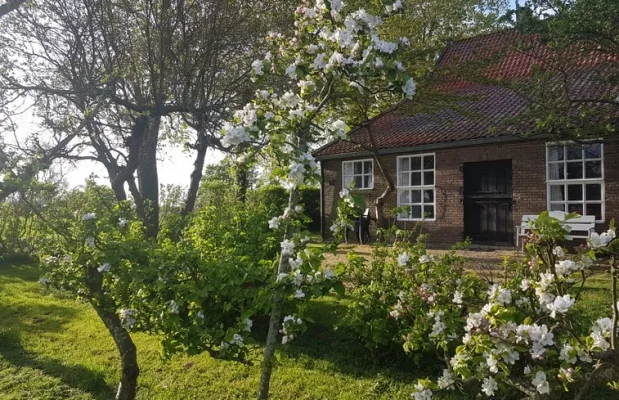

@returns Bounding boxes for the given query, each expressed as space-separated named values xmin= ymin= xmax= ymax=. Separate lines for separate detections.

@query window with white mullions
xmin=546 ymin=142 xmax=604 ymax=221
xmin=397 ymin=154 xmax=435 ymax=221
xmin=342 ymin=159 xmax=373 ymax=189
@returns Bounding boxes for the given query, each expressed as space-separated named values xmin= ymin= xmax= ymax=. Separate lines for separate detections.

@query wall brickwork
xmin=321 ymin=139 xmax=619 ymax=247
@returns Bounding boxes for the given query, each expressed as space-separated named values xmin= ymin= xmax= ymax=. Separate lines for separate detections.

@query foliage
xmin=339 ymin=231 xmax=485 ymax=359
xmin=410 ymin=213 xmax=619 ymax=399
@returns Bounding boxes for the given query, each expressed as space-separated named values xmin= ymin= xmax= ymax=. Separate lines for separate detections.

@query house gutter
xmin=314 ymin=135 xmax=544 ymax=161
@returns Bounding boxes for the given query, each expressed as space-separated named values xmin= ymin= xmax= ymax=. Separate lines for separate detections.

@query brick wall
xmin=321 ymin=139 xmax=619 ymax=247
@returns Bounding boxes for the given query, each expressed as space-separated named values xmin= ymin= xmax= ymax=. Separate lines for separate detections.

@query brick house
xmin=314 ymin=30 xmax=619 ymax=247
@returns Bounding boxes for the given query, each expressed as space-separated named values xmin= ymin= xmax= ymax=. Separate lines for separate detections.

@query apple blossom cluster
xmin=590 ymin=227 xmax=616 ymax=248
xmin=413 ymin=234 xmax=619 ymax=399
xmin=119 ymin=308 xmax=137 ymax=329
xmin=280 ymin=315 xmax=303 ymax=344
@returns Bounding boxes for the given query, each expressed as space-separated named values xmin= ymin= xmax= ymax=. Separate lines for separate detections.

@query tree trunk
xmin=98 ymin=310 xmax=140 ymax=400
xmin=137 ymin=115 xmax=161 ymax=237
xmin=235 ymin=160 xmax=249 ymax=204
xmin=87 ymin=271 xmax=139 ymax=400
xmin=257 ymin=140 xmax=306 ymax=400
xmin=182 ymin=138 xmax=207 ymax=217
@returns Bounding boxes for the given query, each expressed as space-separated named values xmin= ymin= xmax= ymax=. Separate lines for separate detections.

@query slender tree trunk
xmin=137 ymin=115 xmax=161 ymax=237
xmin=97 ymin=309 xmax=140 ymax=400
xmin=87 ymin=271 xmax=139 ymax=400
xmin=236 ymin=160 xmax=249 ymax=204
xmin=257 ymin=139 xmax=307 ymax=400
xmin=182 ymin=138 xmax=207 ymax=217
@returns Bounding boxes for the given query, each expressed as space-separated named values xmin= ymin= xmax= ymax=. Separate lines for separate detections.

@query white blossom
xmin=243 ymin=318 xmax=253 ymax=332
xmin=251 ymin=59 xmax=264 ymax=76
xmin=119 ymin=308 xmax=136 ymax=329
xmin=552 ymin=246 xmax=565 ymax=258
xmin=268 ymin=217 xmax=281 ymax=230
xmin=403 ymin=78 xmax=416 ymax=98
xmin=559 ymin=343 xmax=577 ymax=364
xmin=230 ymin=333 xmax=244 ymax=347
xmin=118 ymin=218 xmax=129 ymax=228
xmin=452 ymin=290 xmax=463 ymax=305
xmin=289 ymin=253 xmax=303 ymax=270
xmin=294 ymin=289 xmax=305 ymax=299
xmin=481 ymin=376 xmax=498 ymax=397
xmin=411 ymin=382 xmax=433 ymax=400
xmin=168 ymin=300 xmax=179 ymax=314
xmin=97 ymin=263 xmax=111 ymax=273
xmin=221 ymin=123 xmax=250 ymax=147
xmin=312 ymin=52 xmax=327 ymax=69
xmin=546 ymin=294 xmax=574 ymax=318
xmin=419 ymin=254 xmax=431 ymax=264
xmin=85 ymin=237 xmax=95 ymax=248
xmin=285 ymin=63 xmax=298 ymax=79
xmin=437 ymin=369 xmax=454 ymax=390
xmin=281 ymin=239 xmax=295 ymax=256
xmin=398 ymin=252 xmax=409 ymax=266
xmin=82 ymin=213 xmax=96 ymax=221
xmin=532 ymin=371 xmax=550 ymax=394
xmin=590 ymin=229 xmax=615 ymax=248
xmin=324 ymin=267 xmax=335 ymax=280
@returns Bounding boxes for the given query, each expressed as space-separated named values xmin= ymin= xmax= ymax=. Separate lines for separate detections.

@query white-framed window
xmin=396 ymin=153 xmax=435 ymax=221
xmin=546 ymin=142 xmax=604 ymax=222
xmin=342 ymin=159 xmax=373 ymax=189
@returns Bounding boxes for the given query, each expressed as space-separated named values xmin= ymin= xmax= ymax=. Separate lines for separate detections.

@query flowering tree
xmin=219 ymin=0 xmax=416 ymax=397
xmin=409 ymin=212 xmax=619 ymax=399
xmin=39 ymin=184 xmax=148 ymax=400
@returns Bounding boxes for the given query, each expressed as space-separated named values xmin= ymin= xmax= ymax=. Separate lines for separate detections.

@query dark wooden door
xmin=463 ymin=160 xmax=513 ymax=244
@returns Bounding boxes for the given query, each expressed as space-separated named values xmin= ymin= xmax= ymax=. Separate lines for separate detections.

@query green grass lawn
xmin=0 ymin=262 xmax=614 ymax=400
xmin=0 ymin=262 xmax=449 ymax=400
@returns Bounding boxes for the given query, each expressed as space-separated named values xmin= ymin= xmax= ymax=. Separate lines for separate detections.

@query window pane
xmin=585 ymin=161 xmax=602 ymax=179
xmin=399 ymin=190 xmax=410 ymax=204
xmin=567 ymin=184 xmax=583 ymax=201
xmin=353 ymin=162 xmax=362 ymax=174
xmin=410 ymin=190 xmax=422 ymax=203
xmin=411 ymin=205 xmax=422 ymax=219
xmin=586 ymin=184 xmax=602 ymax=201
xmin=424 ymin=205 xmax=434 ymax=219
xmin=548 ymin=146 xmax=564 ymax=161
xmin=354 ymin=176 xmax=362 ymax=188
xmin=568 ymin=204 xmax=584 ymax=215
xmin=549 ymin=163 xmax=564 ymax=180
xmin=399 ymin=173 xmax=409 ymax=186
xmin=411 ymin=172 xmax=422 ymax=186
xmin=344 ymin=176 xmax=353 ymax=187
xmin=585 ymin=143 xmax=602 ymax=159
xmin=423 ymin=155 xmax=434 ymax=170
xmin=550 ymin=203 xmax=565 ymax=211
xmin=399 ymin=158 xmax=409 ymax=172
xmin=410 ymin=157 xmax=421 ymax=171
xmin=424 ymin=189 xmax=434 ymax=202
xmin=550 ymin=185 xmax=565 ymax=201
xmin=566 ymin=162 xmax=583 ymax=179
xmin=343 ymin=163 xmax=353 ymax=175
xmin=424 ymin=171 xmax=434 ymax=186
xmin=364 ymin=161 xmax=373 ymax=174
xmin=586 ymin=203 xmax=602 ymax=220
xmin=364 ymin=175 xmax=372 ymax=188
xmin=567 ymin=147 xmax=583 ymax=160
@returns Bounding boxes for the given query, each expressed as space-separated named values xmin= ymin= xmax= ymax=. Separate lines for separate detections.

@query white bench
xmin=516 ymin=211 xmax=596 ymax=248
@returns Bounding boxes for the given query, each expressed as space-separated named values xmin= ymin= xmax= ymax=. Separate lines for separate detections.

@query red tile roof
xmin=314 ymin=29 xmax=618 ymax=158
